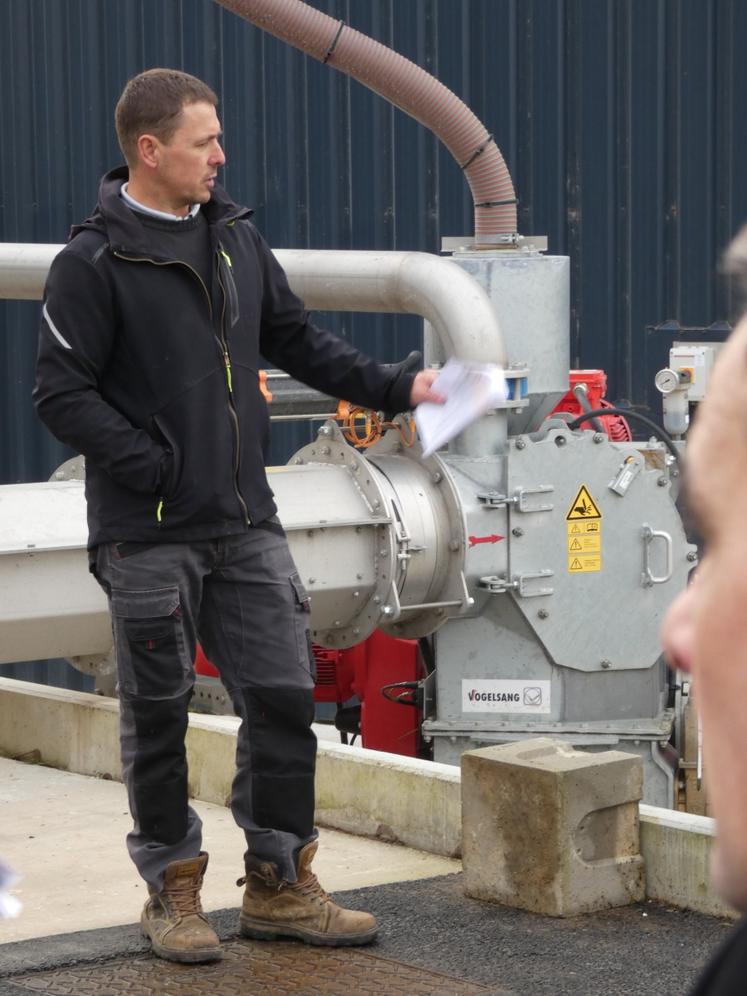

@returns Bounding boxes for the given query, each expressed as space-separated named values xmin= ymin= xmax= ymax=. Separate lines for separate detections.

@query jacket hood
xmin=68 ymin=165 xmax=253 ymax=250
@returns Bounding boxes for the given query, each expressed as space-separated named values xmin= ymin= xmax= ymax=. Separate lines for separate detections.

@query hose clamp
xmin=460 ymin=133 xmax=495 ymax=170
xmin=322 ymin=20 xmax=345 ymax=64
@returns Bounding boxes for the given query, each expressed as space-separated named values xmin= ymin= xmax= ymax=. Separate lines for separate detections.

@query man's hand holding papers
xmin=415 ymin=358 xmax=507 ymax=457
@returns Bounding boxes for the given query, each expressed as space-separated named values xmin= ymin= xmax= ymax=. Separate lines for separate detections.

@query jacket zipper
xmin=214 ymin=244 xmax=251 ymax=526
xmin=112 ymin=249 xmax=252 ymax=527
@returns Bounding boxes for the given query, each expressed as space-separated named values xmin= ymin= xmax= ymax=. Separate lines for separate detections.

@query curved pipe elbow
xmin=274 ymin=249 xmax=506 ymax=367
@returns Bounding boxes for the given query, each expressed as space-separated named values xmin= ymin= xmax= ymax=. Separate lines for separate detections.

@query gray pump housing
xmin=279 ymin=248 xmax=693 ymax=807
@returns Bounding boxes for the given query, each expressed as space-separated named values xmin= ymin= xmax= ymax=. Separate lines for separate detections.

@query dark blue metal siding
xmin=2 ymin=0 xmax=747 ymax=685
xmin=4 ymin=0 xmax=747 ymax=456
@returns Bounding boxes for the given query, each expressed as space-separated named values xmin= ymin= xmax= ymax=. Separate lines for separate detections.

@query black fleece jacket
xmin=688 ymin=915 xmax=747 ymax=995
xmin=33 ymin=168 xmax=415 ymax=547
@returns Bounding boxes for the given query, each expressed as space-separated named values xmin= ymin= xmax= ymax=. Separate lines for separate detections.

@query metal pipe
xmin=0 ymin=416 xmax=463 ymax=663
xmin=0 ymin=243 xmax=55 ymax=300
xmin=213 ymin=0 xmax=517 ymax=241
xmin=275 ymin=249 xmax=506 ymax=364
xmin=0 ymin=243 xmax=507 ymax=365
xmin=571 ymin=383 xmax=605 ymax=434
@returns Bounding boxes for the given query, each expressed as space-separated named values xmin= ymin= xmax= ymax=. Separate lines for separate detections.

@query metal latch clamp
xmin=477 ymin=485 xmax=554 ymax=513
xmin=479 ymin=570 xmax=554 ymax=597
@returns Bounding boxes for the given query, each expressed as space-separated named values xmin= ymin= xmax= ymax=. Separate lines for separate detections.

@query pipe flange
xmin=288 ymin=420 xmax=398 ymax=649
xmin=49 ymin=456 xmax=86 ymax=482
xmin=366 ymin=417 xmax=469 ymax=639
xmin=68 ymin=648 xmax=116 ymax=677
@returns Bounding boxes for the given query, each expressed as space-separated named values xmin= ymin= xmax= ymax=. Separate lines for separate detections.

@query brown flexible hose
xmin=214 ymin=0 xmax=518 ymax=239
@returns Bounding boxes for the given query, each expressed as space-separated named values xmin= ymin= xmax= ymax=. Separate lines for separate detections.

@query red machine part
xmin=357 ymin=631 xmax=420 ymax=757
xmin=312 ymin=632 xmax=420 ymax=757
xmin=195 ymin=632 xmax=421 ymax=757
xmin=312 ymin=643 xmax=361 ymax=703
xmin=553 ymin=370 xmax=632 ymax=441
xmin=194 ymin=644 xmax=219 ymax=679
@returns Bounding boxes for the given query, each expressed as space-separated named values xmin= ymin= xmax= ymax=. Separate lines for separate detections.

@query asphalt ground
xmin=0 ymin=873 xmax=732 ymax=995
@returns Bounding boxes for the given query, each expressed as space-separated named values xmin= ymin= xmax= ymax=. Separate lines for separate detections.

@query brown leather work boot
xmin=238 ymin=841 xmax=378 ymax=946
xmin=141 ymin=852 xmax=222 ymax=963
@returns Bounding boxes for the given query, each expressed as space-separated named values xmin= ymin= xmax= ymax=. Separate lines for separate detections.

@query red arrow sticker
xmin=468 ymin=534 xmax=504 ymax=547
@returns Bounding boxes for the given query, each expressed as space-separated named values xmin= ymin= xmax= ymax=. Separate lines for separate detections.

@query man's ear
xmin=136 ymin=133 xmax=160 ymax=171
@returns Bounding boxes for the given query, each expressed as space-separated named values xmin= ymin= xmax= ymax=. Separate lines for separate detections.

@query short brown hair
xmin=115 ymin=69 xmax=218 ymax=165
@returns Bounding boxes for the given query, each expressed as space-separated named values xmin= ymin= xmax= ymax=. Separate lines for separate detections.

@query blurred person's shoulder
xmin=689 ymin=916 xmax=747 ymax=995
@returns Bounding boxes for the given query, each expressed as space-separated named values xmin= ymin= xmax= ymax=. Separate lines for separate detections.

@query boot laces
xmin=289 ymin=871 xmax=329 ymax=904
xmin=167 ymin=877 xmax=203 ymax=917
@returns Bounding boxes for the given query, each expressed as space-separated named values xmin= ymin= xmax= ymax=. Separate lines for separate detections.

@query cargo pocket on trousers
xmin=111 ymin=586 xmax=190 ymax=699
xmin=289 ymin=571 xmax=315 ymax=679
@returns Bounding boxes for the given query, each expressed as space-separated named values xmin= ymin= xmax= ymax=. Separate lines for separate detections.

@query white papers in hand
xmin=416 ymin=358 xmax=507 ymax=457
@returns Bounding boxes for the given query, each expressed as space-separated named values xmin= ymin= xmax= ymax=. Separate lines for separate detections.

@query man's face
xmin=150 ymin=100 xmax=225 ymax=213
xmin=662 ymin=315 xmax=747 ymax=911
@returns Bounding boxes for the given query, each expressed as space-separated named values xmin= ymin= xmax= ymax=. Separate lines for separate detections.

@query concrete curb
xmin=0 ymin=677 xmax=736 ymax=919
xmin=315 ymin=739 xmax=461 ymax=857
xmin=639 ymin=804 xmax=734 ymax=919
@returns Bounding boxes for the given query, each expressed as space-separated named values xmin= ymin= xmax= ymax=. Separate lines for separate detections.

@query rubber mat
xmin=3 ymin=940 xmax=496 ymax=995
xmin=0 ymin=874 xmax=732 ymax=995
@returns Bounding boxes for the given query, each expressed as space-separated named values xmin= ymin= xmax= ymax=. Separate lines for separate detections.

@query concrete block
xmin=461 ymin=737 xmax=645 ymax=916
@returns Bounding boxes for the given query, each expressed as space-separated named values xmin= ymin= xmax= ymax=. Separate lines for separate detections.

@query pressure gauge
xmin=654 ymin=368 xmax=680 ymax=395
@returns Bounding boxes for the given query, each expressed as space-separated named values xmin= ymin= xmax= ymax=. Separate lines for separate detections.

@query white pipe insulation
xmin=0 ymin=243 xmax=506 ymax=365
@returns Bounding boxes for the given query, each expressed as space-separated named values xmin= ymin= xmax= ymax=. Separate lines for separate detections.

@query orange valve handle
xmin=259 ymin=370 xmax=273 ymax=403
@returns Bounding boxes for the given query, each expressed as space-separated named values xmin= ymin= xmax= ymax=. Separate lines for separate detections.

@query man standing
xmin=34 ymin=68 xmax=441 ymax=964
xmin=661 ymin=229 xmax=747 ymax=994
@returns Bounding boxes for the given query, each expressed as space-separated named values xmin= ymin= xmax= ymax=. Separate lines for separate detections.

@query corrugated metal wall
xmin=2 ymin=0 xmax=747 ymax=686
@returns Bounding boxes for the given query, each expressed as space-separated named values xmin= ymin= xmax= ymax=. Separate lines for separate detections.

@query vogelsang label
xmin=462 ymin=679 xmax=551 ymax=713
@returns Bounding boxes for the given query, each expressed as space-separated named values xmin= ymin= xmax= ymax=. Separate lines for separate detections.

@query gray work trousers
xmin=92 ymin=522 xmax=318 ymax=891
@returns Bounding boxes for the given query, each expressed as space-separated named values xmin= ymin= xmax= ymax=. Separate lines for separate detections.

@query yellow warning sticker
xmin=566 ymin=485 xmax=602 ymax=521
xmin=567 ymin=500 xmax=602 ymax=572
xmin=570 ymin=521 xmax=600 ymax=534
xmin=568 ymin=554 xmax=602 ymax=572
xmin=568 ymin=534 xmax=601 ymax=554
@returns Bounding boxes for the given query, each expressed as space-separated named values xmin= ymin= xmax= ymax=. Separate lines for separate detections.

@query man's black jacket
xmin=34 ymin=168 xmax=415 ymax=547
xmin=689 ymin=915 xmax=747 ymax=995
